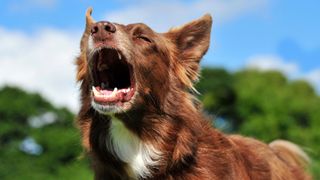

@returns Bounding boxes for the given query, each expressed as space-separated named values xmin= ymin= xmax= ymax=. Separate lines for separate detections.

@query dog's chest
xmin=107 ymin=117 xmax=160 ymax=179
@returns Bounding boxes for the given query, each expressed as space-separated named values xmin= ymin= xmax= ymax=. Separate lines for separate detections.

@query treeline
xmin=0 ymin=68 xmax=319 ymax=179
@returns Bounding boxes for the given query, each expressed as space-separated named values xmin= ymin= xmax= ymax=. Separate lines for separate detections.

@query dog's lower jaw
xmin=91 ymin=101 xmax=123 ymax=114
xmin=91 ymin=92 xmax=138 ymax=114
xmin=106 ymin=116 xmax=162 ymax=179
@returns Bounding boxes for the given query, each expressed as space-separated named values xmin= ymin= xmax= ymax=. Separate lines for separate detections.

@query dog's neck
xmin=84 ymin=89 xmax=203 ymax=179
xmin=107 ymin=91 xmax=202 ymax=176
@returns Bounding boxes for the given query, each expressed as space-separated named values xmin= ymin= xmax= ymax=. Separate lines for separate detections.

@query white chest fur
xmin=106 ymin=117 xmax=161 ymax=179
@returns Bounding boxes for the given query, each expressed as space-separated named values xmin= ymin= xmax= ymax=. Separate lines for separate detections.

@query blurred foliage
xmin=0 ymin=86 xmax=93 ymax=180
xmin=0 ymin=67 xmax=319 ymax=179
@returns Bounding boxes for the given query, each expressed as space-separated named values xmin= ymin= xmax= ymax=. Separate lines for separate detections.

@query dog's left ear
xmin=76 ymin=7 xmax=96 ymax=82
xmin=167 ymin=14 xmax=212 ymax=88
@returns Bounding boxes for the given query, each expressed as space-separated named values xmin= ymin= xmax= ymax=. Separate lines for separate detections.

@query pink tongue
xmin=100 ymin=90 xmax=113 ymax=96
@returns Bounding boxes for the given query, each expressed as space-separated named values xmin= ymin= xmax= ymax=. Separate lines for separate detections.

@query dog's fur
xmin=75 ymin=8 xmax=311 ymax=180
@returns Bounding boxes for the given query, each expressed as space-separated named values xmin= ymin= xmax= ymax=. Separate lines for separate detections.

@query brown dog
xmin=75 ymin=8 xmax=311 ymax=180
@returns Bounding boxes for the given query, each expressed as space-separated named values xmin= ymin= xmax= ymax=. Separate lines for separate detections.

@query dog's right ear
xmin=166 ymin=14 xmax=212 ymax=88
xmin=76 ymin=7 xmax=95 ymax=82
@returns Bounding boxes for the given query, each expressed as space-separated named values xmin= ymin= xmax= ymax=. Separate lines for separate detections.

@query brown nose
xmin=91 ymin=21 xmax=116 ymax=35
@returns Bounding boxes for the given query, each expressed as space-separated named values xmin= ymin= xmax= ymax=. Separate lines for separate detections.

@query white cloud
xmin=304 ymin=69 xmax=320 ymax=91
xmin=305 ymin=70 xmax=320 ymax=83
xmin=104 ymin=0 xmax=268 ymax=32
xmin=246 ymin=55 xmax=299 ymax=76
xmin=246 ymin=54 xmax=320 ymax=93
xmin=0 ymin=27 xmax=81 ymax=112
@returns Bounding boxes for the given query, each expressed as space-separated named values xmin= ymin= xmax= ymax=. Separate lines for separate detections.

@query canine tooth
xmin=92 ymin=86 xmax=99 ymax=95
xmin=118 ymin=52 xmax=122 ymax=60
xmin=110 ymin=87 xmax=117 ymax=96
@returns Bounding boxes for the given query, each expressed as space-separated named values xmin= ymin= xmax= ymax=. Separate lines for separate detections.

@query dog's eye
xmin=137 ymin=36 xmax=152 ymax=43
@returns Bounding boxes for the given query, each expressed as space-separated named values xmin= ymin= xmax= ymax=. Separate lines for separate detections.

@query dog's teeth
xmin=92 ymin=86 xmax=100 ymax=96
xmin=118 ymin=52 xmax=122 ymax=60
xmin=110 ymin=87 xmax=117 ymax=96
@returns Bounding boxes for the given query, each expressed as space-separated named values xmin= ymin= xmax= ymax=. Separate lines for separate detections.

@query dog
xmin=75 ymin=8 xmax=311 ymax=180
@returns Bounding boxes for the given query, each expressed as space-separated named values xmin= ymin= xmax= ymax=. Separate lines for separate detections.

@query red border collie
xmin=75 ymin=8 xmax=311 ymax=180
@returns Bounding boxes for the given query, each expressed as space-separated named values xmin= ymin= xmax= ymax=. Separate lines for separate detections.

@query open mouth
xmin=90 ymin=48 xmax=135 ymax=106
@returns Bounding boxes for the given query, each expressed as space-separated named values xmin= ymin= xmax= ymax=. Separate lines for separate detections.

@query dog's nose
xmin=91 ymin=21 xmax=116 ymax=35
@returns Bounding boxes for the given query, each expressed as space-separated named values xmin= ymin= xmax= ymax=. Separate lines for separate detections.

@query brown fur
xmin=75 ymin=8 xmax=311 ymax=180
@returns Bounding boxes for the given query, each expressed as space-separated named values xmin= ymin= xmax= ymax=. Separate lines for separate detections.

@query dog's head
xmin=76 ymin=8 xmax=212 ymax=115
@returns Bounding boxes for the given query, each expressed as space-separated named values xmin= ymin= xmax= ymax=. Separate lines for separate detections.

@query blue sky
xmin=0 ymin=0 xmax=319 ymax=110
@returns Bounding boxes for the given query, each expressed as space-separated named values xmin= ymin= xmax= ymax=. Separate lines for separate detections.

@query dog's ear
xmin=76 ymin=7 xmax=95 ymax=82
xmin=167 ymin=14 xmax=212 ymax=88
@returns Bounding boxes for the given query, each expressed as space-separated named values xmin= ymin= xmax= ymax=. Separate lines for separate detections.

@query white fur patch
xmin=106 ymin=116 xmax=161 ymax=179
